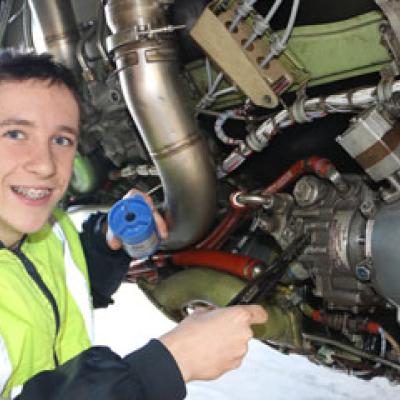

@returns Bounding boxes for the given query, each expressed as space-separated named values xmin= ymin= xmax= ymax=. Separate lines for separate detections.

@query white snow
xmin=95 ymin=283 xmax=400 ymax=400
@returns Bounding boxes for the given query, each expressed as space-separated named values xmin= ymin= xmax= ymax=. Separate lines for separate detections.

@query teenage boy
xmin=0 ymin=50 xmax=267 ymax=400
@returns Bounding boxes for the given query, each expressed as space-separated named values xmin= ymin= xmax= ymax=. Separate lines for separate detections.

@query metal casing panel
xmin=337 ymin=108 xmax=400 ymax=181
xmin=371 ymin=201 xmax=400 ymax=306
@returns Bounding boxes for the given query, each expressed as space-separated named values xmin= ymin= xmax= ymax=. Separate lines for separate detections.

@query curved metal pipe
xmin=105 ymin=0 xmax=216 ymax=249
xmin=27 ymin=0 xmax=81 ymax=74
xmin=0 ymin=0 xmax=15 ymax=46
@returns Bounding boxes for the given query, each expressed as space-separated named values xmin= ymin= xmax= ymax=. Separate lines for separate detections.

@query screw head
xmin=355 ymin=264 xmax=371 ymax=281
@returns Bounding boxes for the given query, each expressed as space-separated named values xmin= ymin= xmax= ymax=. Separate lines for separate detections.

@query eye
xmin=3 ymin=130 xmax=25 ymax=140
xmin=52 ymin=135 xmax=75 ymax=147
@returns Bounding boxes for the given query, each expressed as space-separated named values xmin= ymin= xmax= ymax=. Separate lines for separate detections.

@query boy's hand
xmin=159 ymin=305 xmax=267 ymax=382
xmin=106 ymin=189 xmax=168 ymax=251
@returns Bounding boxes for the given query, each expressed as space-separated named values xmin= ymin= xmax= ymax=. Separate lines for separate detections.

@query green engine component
xmin=138 ymin=268 xmax=302 ymax=347
xmin=286 ymin=11 xmax=391 ymax=87
xmin=69 ymin=153 xmax=98 ymax=195
xmin=184 ymin=9 xmax=391 ymax=109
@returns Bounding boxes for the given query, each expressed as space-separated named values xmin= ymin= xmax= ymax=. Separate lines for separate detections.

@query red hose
xmin=306 ymin=156 xmax=336 ymax=179
xmin=261 ymin=156 xmax=337 ymax=194
xmin=171 ymin=250 xmax=264 ymax=280
xmin=195 ymin=207 xmax=247 ymax=250
xmin=262 ymin=159 xmax=306 ymax=194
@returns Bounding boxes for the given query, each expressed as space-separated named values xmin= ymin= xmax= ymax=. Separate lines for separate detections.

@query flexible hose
xmin=260 ymin=156 xmax=342 ymax=194
xmin=170 ymin=250 xmax=264 ymax=280
xmin=195 ymin=206 xmax=247 ymax=250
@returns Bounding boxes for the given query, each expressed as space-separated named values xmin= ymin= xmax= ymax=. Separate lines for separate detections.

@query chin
xmin=15 ymin=214 xmax=53 ymax=235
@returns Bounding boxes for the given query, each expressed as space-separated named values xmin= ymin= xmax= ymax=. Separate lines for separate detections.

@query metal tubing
xmin=0 ymin=0 xmax=15 ymax=46
xmin=105 ymin=0 xmax=216 ymax=249
xmin=27 ymin=0 xmax=80 ymax=74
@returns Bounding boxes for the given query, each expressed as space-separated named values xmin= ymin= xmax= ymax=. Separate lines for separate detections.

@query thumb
xmin=243 ymin=305 xmax=268 ymax=325
xmin=106 ymin=227 xmax=123 ymax=250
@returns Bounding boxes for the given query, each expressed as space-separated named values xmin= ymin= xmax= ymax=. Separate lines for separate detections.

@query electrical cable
xmin=302 ymin=333 xmax=400 ymax=372
xmin=260 ymin=0 xmax=300 ymax=68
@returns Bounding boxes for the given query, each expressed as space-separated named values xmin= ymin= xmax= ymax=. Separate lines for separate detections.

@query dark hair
xmin=0 ymin=49 xmax=80 ymax=104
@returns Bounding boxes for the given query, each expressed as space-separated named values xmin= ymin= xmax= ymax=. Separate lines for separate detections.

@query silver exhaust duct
xmin=105 ymin=0 xmax=216 ymax=249
xmin=27 ymin=0 xmax=81 ymax=74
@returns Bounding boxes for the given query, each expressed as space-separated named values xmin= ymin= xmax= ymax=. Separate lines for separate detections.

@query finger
xmin=123 ymin=188 xmax=142 ymax=200
xmin=123 ymin=189 xmax=167 ymax=240
xmin=124 ymin=189 xmax=155 ymax=209
xmin=153 ymin=211 xmax=168 ymax=240
xmin=242 ymin=305 xmax=268 ymax=325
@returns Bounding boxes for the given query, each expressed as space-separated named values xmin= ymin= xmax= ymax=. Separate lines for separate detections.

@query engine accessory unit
xmin=336 ymin=108 xmax=400 ymax=183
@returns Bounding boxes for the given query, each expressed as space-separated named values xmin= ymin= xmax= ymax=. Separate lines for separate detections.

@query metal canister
xmin=108 ymin=195 xmax=160 ymax=258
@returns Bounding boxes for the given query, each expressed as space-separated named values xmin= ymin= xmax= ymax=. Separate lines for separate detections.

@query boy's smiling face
xmin=0 ymin=79 xmax=79 ymax=246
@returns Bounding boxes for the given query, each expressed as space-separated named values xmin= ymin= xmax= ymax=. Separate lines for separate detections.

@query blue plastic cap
xmin=108 ymin=195 xmax=156 ymax=245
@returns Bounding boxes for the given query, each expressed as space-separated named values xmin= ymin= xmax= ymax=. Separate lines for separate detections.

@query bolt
xmin=110 ymin=90 xmax=120 ymax=103
xmin=360 ymin=200 xmax=375 ymax=217
xmin=355 ymin=264 xmax=371 ymax=281
xmin=264 ymin=95 xmax=272 ymax=104
xmin=293 ymin=176 xmax=323 ymax=207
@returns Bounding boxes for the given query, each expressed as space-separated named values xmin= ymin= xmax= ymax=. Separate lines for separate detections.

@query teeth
xmin=12 ymin=186 xmax=51 ymax=200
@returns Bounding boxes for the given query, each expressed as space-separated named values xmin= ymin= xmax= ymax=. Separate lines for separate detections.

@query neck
xmin=0 ymin=230 xmax=23 ymax=248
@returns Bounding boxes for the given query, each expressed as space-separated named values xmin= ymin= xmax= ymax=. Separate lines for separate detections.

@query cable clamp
xmin=237 ymin=0 xmax=256 ymax=18
xmin=269 ymin=33 xmax=286 ymax=56
xmin=377 ymin=77 xmax=394 ymax=104
xmin=291 ymin=91 xmax=311 ymax=124
xmin=253 ymin=14 xmax=270 ymax=36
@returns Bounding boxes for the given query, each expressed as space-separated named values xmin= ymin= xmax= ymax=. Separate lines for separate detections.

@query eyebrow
xmin=0 ymin=118 xmax=79 ymax=137
xmin=0 ymin=118 xmax=33 ymax=127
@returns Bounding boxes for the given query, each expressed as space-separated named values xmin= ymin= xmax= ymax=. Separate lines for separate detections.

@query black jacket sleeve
xmin=79 ymin=212 xmax=132 ymax=308
xmin=16 ymin=340 xmax=187 ymax=400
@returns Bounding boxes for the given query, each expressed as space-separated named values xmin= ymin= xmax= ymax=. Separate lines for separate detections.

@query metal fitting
xmin=293 ymin=176 xmax=327 ymax=207
xmin=234 ymin=193 xmax=275 ymax=209
xmin=355 ymin=264 xmax=371 ymax=282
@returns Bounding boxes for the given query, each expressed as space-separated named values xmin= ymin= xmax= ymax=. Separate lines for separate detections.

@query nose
xmin=24 ymin=140 xmax=56 ymax=178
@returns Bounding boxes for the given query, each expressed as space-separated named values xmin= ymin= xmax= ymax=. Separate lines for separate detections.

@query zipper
xmin=12 ymin=247 xmax=61 ymax=367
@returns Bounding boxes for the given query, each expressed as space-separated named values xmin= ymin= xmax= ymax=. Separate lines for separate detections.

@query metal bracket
xmin=107 ymin=24 xmax=185 ymax=52
xmin=380 ymin=172 xmax=400 ymax=202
